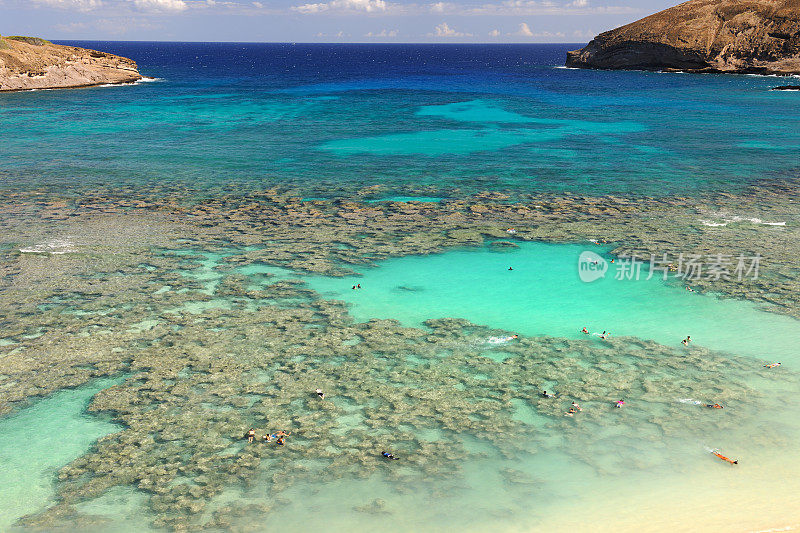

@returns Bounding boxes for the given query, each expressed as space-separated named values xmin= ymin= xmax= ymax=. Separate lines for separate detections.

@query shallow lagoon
xmin=305 ymin=242 xmax=800 ymax=363
xmin=2 ymin=237 xmax=800 ymax=532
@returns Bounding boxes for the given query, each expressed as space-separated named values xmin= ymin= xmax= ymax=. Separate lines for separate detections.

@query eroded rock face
xmin=566 ymin=0 xmax=800 ymax=75
xmin=0 ymin=36 xmax=141 ymax=91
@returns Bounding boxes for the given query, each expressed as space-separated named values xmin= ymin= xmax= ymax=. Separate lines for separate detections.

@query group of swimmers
xmin=681 ymin=335 xmax=692 ymax=346
xmin=245 ymin=428 xmax=291 ymax=446
xmin=351 ymin=284 xmax=362 ymax=290
xmin=581 ymin=327 xmax=611 ymax=340
xmin=542 ymin=390 xmax=624 ymax=411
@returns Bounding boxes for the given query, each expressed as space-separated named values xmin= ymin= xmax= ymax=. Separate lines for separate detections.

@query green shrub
xmin=5 ymin=36 xmax=52 ymax=46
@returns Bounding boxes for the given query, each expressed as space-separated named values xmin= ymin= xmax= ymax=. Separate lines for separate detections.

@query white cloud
xmin=432 ymin=22 xmax=471 ymax=37
xmin=515 ymin=22 xmax=533 ymax=36
xmin=132 ymin=0 xmax=188 ymax=11
xmin=488 ymin=28 xmax=500 ymax=37
xmin=451 ymin=1 xmax=636 ymax=16
xmin=252 ymin=1 xmax=263 ymax=6
xmin=365 ymin=29 xmax=398 ymax=37
xmin=31 ymin=0 xmax=103 ymax=11
xmin=428 ymin=1 xmax=454 ymax=12
xmin=316 ymin=30 xmax=348 ymax=37
xmin=292 ymin=0 xmax=387 ymax=14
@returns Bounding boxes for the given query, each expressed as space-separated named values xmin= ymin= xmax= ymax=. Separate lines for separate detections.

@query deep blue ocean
xmin=1 ymin=42 xmax=799 ymax=197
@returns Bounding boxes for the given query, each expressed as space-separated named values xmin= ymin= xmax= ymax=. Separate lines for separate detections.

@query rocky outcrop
xmin=566 ymin=0 xmax=800 ymax=75
xmin=0 ymin=36 xmax=141 ymax=91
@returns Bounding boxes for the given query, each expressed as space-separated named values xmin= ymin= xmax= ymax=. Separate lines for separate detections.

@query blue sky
xmin=0 ymin=0 xmax=675 ymax=42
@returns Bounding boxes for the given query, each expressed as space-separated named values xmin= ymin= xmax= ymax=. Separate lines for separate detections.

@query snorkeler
xmin=508 ymin=267 xmax=513 ymax=271
xmin=572 ymin=401 xmax=582 ymax=411
xmin=765 ymin=362 xmax=781 ymax=369
xmin=706 ymin=403 xmax=724 ymax=409
xmin=541 ymin=390 xmax=555 ymax=398
xmin=565 ymin=407 xmax=577 ymax=417
xmin=711 ymin=450 xmax=738 ymax=465
xmin=615 ymin=400 xmax=625 ymax=408
xmin=315 ymin=388 xmax=325 ymax=399
xmin=247 ymin=428 xmax=256 ymax=443
xmin=382 ymin=451 xmax=399 ymax=460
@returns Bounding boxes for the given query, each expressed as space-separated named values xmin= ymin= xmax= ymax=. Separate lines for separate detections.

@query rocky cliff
xmin=0 ymin=36 xmax=141 ymax=91
xmin=566 ymin=0 xmax=800 ymax=75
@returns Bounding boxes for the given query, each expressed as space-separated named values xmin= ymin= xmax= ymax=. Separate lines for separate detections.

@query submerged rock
xmin=566 ymin=0 xmax=800 ymax=75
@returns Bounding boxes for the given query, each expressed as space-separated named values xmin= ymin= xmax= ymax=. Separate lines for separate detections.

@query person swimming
xmin=315 ymin=388 xmax=325 ymax=399
xmin=706 ymin=403 xmax=724 ymax=409
xmin=263 ymin=433 xmax=272 ymax=442
xmin=247 ymin=428 xmax=256 ymax=443
xmin=581 ymin=327 xmax=589 ymax=334
xmin=382 ymin=451 xmax=399 ymax=460
xmin=712 ymin=450 xmax=738 ymax=465
xmin=682 ymin=335 xmax=692 ymax=346
xmin=541 ymin=390 xmax=555 ymax=398
xmin=276 ymin=436 xmax=285 ymax=446
xmin=357 ymin=284 xmax=361 ymax=289
xmin=765 ymin=362 xmax=781 ymax=369
xmin=565 ymin=407 xmax=577 ymax=417
xmin=572 ymin=401 xmax=582 ymax=411
xmin=615 ymin=400 xmax=625 ymax=408
xmin=508 ymin=267 xmax=513 ymax=271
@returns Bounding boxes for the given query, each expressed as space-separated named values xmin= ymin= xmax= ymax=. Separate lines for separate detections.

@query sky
xmin=0 ymin=0 xmax=677 ymax=43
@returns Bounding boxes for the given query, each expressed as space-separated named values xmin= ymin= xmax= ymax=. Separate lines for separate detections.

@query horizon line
xmin=49 ymin=39 xmax=588 ymax=46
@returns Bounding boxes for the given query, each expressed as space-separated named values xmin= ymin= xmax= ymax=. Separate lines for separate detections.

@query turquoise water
xmin=0 ymin=378 xmax=122 ymax=530
xmin=3 ymin=42 xmax=800 ymax=530
xmin=305 ymin=242 xmax=799 ymax=363
xmin=1 ymin=43 xmax=799 ymax=196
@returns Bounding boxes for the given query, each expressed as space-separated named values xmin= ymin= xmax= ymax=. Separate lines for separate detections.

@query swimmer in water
xmin=581 ymin=327 xmax=589 ymax=334
xmin=247 ymin=428 xmax=256 ymax=443
xmin=712 ymin=450 xmax=738 ymax=465
xmin=565 ymin=407 xmax=577 ymax=417
xmin=682 ymin=335 xmax=692 ymax=346
xmin=357 ymin=284 xmax=361 ymax=289
xmin=508 ymin=267 xmax=513 ymax=271
xmin=765 ymin=362 xmax=781 ymax=369
xmin=352 ymin=285 xmax=356 ymax=290
xmin=615 ymin=400 xmax=625 ymax=408
xmin=382 ymin=451 xmax=399 ymax=460
xmin=277 ymin=436 xmax=285 ymax=446
xmin=572 ymin=401 xmax=582 ymax=411
xmin=315 ymin=388 xmax=325 ymax=399
xmin=541 ymin=390 xmax=555 ymax=399
xmin=706 ymin=403 xmax=724 ymax=409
